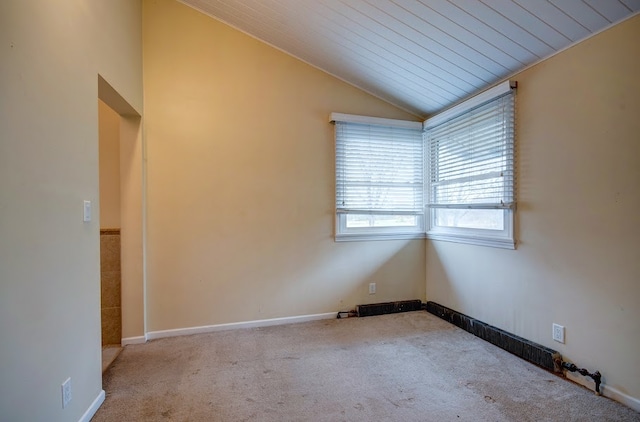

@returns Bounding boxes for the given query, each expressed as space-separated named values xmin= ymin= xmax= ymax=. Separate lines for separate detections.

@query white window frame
xmin=336 ymin=213 xmax=426 ymax=241
xmin=330 ymin=81 xmax=516 ymax=247
xmin=331 ymin=113 xmax=425 ymax=242
xmin=424 ymin=81 xmax=517 ymax=249
xmin=427 ymin=209 xmax=514 ymax=248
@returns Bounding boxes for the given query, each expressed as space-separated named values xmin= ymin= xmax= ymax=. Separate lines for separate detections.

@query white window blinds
xmin=334 ymin=119 xmax=424 ymax=215
xmin=425 ymin=88 xmax=515 ymax=210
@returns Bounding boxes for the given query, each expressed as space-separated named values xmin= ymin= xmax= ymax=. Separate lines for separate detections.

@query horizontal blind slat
xmin=336 ymin=121 xmax=424 ymax=213
xmin=426 ymin=91 xmax=515 ymax=209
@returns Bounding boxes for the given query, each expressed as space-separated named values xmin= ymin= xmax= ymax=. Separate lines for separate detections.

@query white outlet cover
xmin=62 ymin=377 xmax=72 ymax=408
xmin=552 ymin=323 xmax=565 ymax=343
xmin=369 ymin=283 xmax=376 ymax=294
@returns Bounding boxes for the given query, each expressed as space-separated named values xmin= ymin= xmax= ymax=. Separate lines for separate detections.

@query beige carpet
xmin=94 ymin=312 xmax=639 ymax=421
xmin=102 ymin=345 xmax=123 ymax=374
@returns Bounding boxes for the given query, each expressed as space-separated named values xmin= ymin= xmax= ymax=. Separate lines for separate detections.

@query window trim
xmin=330 ymin=80 xmax=517 ymax=248
xmin=335 ymin=213 xmax=426 ymax=242
xmin=426 ymin=208 xmax=515 ymax=249
xmin=424 ymin=80 xmax=516 ymax=249
xmin=331 ymin=113 xmax=425 ymax=241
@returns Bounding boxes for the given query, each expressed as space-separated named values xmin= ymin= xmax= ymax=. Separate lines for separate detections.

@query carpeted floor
xmin=93 ymin=312 xmax=639 ymax=421
xmin=102 ymin=345 xmax=123 ymax=374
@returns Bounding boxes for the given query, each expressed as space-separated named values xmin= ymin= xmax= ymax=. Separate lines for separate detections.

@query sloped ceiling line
xmin=180 ymin=0 xmax=639 ymax=117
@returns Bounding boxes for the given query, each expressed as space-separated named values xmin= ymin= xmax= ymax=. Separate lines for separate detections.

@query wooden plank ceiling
xmin=179 ymin=0 xmax=640 ymax=117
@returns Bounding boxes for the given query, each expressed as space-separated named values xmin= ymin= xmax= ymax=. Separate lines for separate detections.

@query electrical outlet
xmin=61 ymin=377 xmax=72 ymax=409
xmin=369 ymin=283 xmax=376 ymax=294
xmin=552 ymin=323 xmax=565 ymax=344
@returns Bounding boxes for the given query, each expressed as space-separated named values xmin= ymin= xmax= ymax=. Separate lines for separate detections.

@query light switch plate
xmin=83 ymin=200 xmax=91 ymax=222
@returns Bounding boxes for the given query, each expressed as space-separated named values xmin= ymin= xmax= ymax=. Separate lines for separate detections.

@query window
xmin=424 ymin=81 xmax=516 ymax=249
xmin=331 ymin=113 xmax=425 ymax=241
xmin=330 ymin=81 xmax=516 ymax=248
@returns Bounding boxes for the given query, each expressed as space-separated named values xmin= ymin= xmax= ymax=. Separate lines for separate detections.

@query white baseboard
xmin=78 ymin=389 xmax=105 ymax=422
xmin=121 ymin=335 xmax=147 ymax=346
xmin=146 ymin=312 xmax=337 ymax=340
xmin=566 ymin=372 xmax=640 ymax=412
xmin=604 ymin=386 xmax=640 ymax=413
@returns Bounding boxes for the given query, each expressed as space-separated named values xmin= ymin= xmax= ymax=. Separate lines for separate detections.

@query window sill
xmin=336 ymin=232 xmax=426 ymax=242
xmin=426 ymin=232 xmax=515 ymax=249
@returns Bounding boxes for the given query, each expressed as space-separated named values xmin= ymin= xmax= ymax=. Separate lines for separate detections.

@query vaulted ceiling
xmin=180 ymin=0 xmax=640 ymax=117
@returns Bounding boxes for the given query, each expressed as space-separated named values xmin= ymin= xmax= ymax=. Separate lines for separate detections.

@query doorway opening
xmin=97 ymin=75 xmax=145 ymax=373
xmin=98 ymin=99 xmax=123 ymax=371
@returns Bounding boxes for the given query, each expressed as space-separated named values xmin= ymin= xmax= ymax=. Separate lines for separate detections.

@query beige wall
xmin=4 ymin=0 xmax=635 ymax=416
xmin=143 ymin=0 xmax=425 ymax=332
xmin=427 ymin=15 xmax=640 ymax=401
xmin=119 ymin=114 xmax=146 ymax=340
xmin=0 ymin=1 xmax=142 ymax=421
xmin=99 ymin=100 xmax=121 ymax=229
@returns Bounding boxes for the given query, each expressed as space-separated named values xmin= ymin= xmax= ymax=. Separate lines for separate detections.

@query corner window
xmin=424 ymin=81 xmax=516 ymax=249
xmin=331 ymin=113 xmax=425 ymax=241
xmin=330 ymin=81 xmax=516 ymax=247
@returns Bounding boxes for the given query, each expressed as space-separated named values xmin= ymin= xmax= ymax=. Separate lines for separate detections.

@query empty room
xmin=1 ymin=0 xmax=639 ymax=421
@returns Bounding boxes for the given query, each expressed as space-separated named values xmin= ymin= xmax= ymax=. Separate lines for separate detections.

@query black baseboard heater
xmin=345 ymin=300 xmax=602 ymax=394
xmin=425 ymin=301 xmax=603 ymax=394
xmin=356 ymin=299 xmax=423 ymax=317
xmin=426 ymin=301 xmax=561 ymax=373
